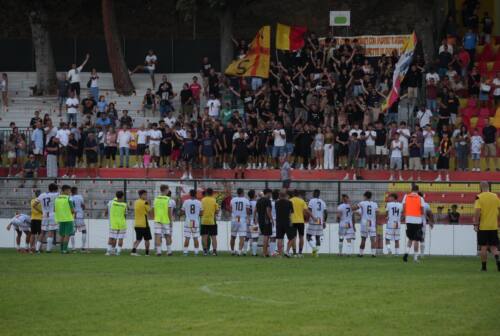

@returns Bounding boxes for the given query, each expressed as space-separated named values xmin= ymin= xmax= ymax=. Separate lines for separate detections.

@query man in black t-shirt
xmin=374 ymin=122 xmax=388 ymax=169
xmin=482 ymin=119 xmax=498 ymax=171
xmin=256 ymin=188 xmax=273 ymax=257
xmin=275 ymin=191 xmax=294 ymax=256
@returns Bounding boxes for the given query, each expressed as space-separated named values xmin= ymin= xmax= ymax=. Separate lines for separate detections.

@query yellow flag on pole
xmin=225 ymin=26 xmax=270 ymax=78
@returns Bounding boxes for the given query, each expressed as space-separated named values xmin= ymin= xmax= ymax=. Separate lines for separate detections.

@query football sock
xmin=394 ymin=248 xmax=399 ymax=255
xmin=107 ymin=244 xmax=113 ymax=253
xmin=47 ymin=237 xmax=53 ymax=252
xmin=420 ymin=243 xmax=425 ymax=254
xmin=307 ymin=239 xmax=315 ymax=250
xmin=359 ymin=248 xmax=364 ymax=255
xmin=481 ymin=262 xmax=487 ymax=271
xmin=16 ymin=244 xmax=20 ymax=250
xmin=251 ymin=242 xmax=258 ymax=255
xmin=339 ymin=241 xmax=344 ymax=254
xmin=70 ymin=236 xmax=75 ymax=249
xmin=243 ymin=241 xmax=249 ymax=252
xmin=132 ymin=248 xmax=137 ymax=253
xmin=63 ymin=242 xmax=68 ymax=252
xmin=183 ymin=248 xmax=188 ymax=254
xmin=270 ymin=242 xmax=276 ymax=254
xmin=36 ymin=240 xmax=42 ymax=252
xmin=194 ymin=247 xmax=199 ymax=255
xmin=82 ymin=233 xmax=87 ymax=248
xmin=167 ymin=244 xmax=172 ymax=254
xmin=116 ymin=246 xmax=122 ymax=254
xmin=156 ymin=246 xmax=162 ymax=255
xmin=414 ymin=253 xmax=418 ymax=261
xmin=386 ymin=242 xmax=392 ymax=254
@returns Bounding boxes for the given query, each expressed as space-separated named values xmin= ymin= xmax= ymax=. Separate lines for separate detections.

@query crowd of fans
xmin=1 ymin=6 xmax=499 ymax=182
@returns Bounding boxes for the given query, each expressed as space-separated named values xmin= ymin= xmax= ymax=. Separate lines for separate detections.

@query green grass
xmin=0 ymin=249 xmax=498 ymax=336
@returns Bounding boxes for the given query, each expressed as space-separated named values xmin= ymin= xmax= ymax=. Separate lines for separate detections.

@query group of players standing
xmin=8 ymin=181 xmax=435 ymax=262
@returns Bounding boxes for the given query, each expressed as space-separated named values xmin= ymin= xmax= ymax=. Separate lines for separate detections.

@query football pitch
xmin=0 ymin=250 xmax=498 ymax=336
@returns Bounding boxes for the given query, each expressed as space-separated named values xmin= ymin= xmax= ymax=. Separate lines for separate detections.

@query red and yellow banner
xmin=225 ymin=26 xmax=271 ymax=78
xmin=382 ymin=32 xmax=418 ymax=111
xmin=276 ymin=23 xmax=307 ymax=51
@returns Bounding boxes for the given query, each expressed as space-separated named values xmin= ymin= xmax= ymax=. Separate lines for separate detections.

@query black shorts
xmin=235 ymin=154 xmax=248 ymax=165
xmin=31 ymin=219 xmax=41 ymax=235
xmin=276 ymin=222 xmax=290 ymax=239
xmin=70 ymin=82 xmax=80 ymax=95
xmin=201 ymin=224 xmax=217 ymax=236
xmin=135 ymin=227 xmax=152 ymax=241
xmin=137 ymin=144 xmax=146 ymax=156
xmin=406 ymin=223 xmax=424 ymax=242
xmin=477 ymin=230 xmax=499 ymax=246
xmin=286 ymin=225 xmax=297 ymax=240
xmin=293 ymin=223 xmax=305 ymax=236
xmin=259 ymin=222 xmax=272 ymax=236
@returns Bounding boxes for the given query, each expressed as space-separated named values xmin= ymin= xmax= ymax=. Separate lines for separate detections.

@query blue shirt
xmin=31 ymin=128 xmax=44 ymax=150
xmin=463 ymin=33 xmax=477 ymax=50
xmin=97 ymin=101 xmax=108 ymax=113
xmin=96 ymin=118 xmax=111 ymax=127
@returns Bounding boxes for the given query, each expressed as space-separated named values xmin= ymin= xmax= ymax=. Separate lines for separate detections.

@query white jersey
xmin=308 ymin=198 xmax=326 ymax=225
xmin=11 ymin=214 xmax=30 ymax=226
xmin=271 ymin=200 xmax=277 ymax=221
xmin=70 ymin=194 xmax=85 ymax=219
xmin=357 ymin=200 xmax=378 ymax=226
xmin=230 ymin=197 xmax=250 ymax=223
xmin=182 ymin=199 xmax=202 ymax=223
xmin=38 ymin=192 xmax=59 ymax=218
xmin=249 ymin=200 xmax=257 ymax=225
xmin=337 ymin=203 xmax=353 ymax=227
xmin=386 ymin=201 xmax=403 ymax=229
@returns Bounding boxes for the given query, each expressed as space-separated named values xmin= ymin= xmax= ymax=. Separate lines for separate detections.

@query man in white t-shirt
xmin=416 ymin=106 xmax=433 ymax=128
xmin=389 ymin=132 xmax=403 ymax=181
xmin=272 ymin=122 xmax=286 ymax=167
xmin=164 ymin=111 xmax=176 ymax=128
xmin=365 ymin=123 xmax=377 ymax=169
xmin=422 ymin=125 xmax=436 ymax=170
xmin=67 ymin=53 xmax=89 ymax=99
xmin=148 ymin=123 xmax=162 ymax=167
xmin=65 ymin=91 xmax=80 ymax=124
xmin=130 ymin=49 xmax=157 ymax=88
xmin=56 ymin=123 xmax=71 ymax=175
xmin=135 ymin=124 xmax=149 ymax=168
xmin=206 ymin=94 xmax=221 ymax=119
xmin=117 ymin=125 xmax=132 ymax=168
xmin=397 ymin=122 xmax=411 ymax=169
xmin=425 ymin=69 xmax=439 ymax=84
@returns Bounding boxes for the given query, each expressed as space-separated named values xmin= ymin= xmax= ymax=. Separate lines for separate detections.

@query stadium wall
xmin=0 ymin=219 xmax=478 ymax=256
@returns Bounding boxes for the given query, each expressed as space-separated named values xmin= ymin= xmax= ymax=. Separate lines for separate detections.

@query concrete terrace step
xmin=0 ymin=72 xmax=199 ymax=127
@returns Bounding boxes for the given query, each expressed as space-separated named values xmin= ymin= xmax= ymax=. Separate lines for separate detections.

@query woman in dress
xmin=313 ymin=127 xmax=325 ymax=169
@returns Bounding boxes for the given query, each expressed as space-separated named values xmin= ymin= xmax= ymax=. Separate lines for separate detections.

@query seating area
xmin=0 ymin=72 xmax=196 ymax=128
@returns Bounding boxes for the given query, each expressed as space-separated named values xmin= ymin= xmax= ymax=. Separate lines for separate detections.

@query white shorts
xmin=339 ymin=224 xmax=355 ymax=240
xmin=231 ymin=220 xmax=248 ymax=237
xmin=360 ymin=221 xmax=376 ymax=238
xmin=247 ymin=223 xmax=260 ymax=239
xmin=155 ymin=223 xmax=172 ymax=236
xmin=74 ymin=217 xmax=86 ymax=231
xmin=42 ymin=217 xmax=58 ymax=231
xmin=149 ymin=143 xmax=160 ymax=157
xmin=385 ymin=227 xmax=401 ymax=241
xmin=375 ymin=146 xmax=388 ymax=155
xmin=306 ymin=223 xmax=324 ymax=236
xmin=109 ymin=229 xmax=126 ymax=239
xmin=184 ymin=219 xmax=200 ymax=238
xmin=13 ymin=223 xmax=30 ymax=232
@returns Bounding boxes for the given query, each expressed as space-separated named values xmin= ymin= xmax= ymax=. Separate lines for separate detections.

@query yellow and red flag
xmin=276 ymin=23 xmax=307 ymax=51
xmin=382 ymin=32 xmax=418 ymax=111
xmin=225 ymin=26 xmax=271 ymax=78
